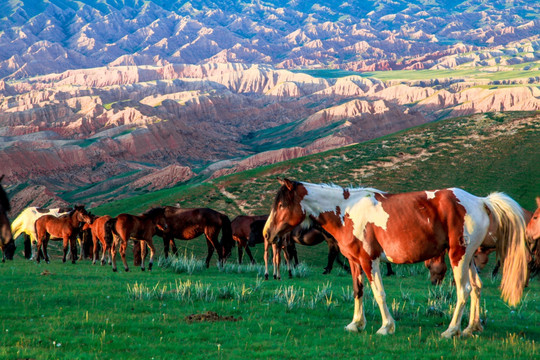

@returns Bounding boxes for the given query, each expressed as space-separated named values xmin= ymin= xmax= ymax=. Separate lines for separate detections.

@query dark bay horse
xmin=105 ymin=208 xmax=167 ymax=272
xmin=0 ymin=175 xmax=15 ymax=261
xmin=34 ymin=205 xmax=93 ymax=264
xmin=525 ymin=197 xmax=540 ymax=278
xmin=159 ymin=206 xmax=233 ymax=268
xmin=83 ymin=215 xmax=113 ymax=265
xmin=231 ymin=215 xmax=268 ymax=264
xmin=263 ymin=179 xmax=528 ymax=338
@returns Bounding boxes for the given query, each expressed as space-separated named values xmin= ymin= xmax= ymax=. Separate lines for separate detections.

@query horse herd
xmin=1 ymin=176 xmax=539 ymax=338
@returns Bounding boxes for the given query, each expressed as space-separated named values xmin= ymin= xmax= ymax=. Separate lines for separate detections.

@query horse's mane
xmin=0 ymin=182 xmax=10 ymax=212
xmin=143 ymin=207 xmax=165 ymax=218
xmin=303 ymin=181 xmax=386 ymax=196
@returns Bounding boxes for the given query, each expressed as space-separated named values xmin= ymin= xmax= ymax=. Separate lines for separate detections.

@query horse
xmin=34 ymin=205 xmax=93 ymax=264
xmin=158 ymin=206 xmax=233 ymax=268
xmin=11 ymin=206 xmax=72 ymax=259
xmin=263 ymin=179 xmax=528 ymax=338
xmin=231 ymin=215 xmax=268 ymax=264
xmin=0 ymin=175 xmax=15 ymax=261
xmin=249 ymin=219 xmax=351 ymax=278
xmin=83 ymin=215 xmax=113 ymax=265
xmin=105 ymin=208 xmax=167 ymax=272
xmin=525 ymin=197 xmax=540 ymax=278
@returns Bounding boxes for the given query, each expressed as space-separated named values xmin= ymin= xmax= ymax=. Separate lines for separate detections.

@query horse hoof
xmin=322 ymin=269 xmax=330 ymax=275
xmin=46 ymin=260 xmax=50 ymax=264
xmin=141 ymin=268 xmax=145 ymax=272
xmin=62 ymin=259 xmax=66 ymax=263
xmin=112 ymin=268 xmax=118 ymax=272
xmin=148 ymin=264 xmax=153 ymax=271
xmin=345 ymin=323 xmax=360 ymax=332
xmin=72 ymin=261 xmax=76 ymax=264
xmin=125 ymin=268 xmax=129 ymax=272
xmin=273 ymin=275 xmax=277 ymax=280
xmin=264 ymin=274 xmax=269 ymax=281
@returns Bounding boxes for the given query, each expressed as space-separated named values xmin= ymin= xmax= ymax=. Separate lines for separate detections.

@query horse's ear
xmin=536 ymin=196 xmax=540 ymax=208
xmin=283 ymin=178 xmax=294 ymax=191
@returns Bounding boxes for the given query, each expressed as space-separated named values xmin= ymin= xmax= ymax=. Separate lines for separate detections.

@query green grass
xmin=1 ymin=253 xmax=538 ymax=359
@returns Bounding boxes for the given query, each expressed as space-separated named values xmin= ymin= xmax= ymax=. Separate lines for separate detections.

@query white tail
xmin=484 ymin=192 xmax=528 ymax=307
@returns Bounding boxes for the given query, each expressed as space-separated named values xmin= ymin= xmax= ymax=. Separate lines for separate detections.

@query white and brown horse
xmin=525 ymin=197 xmax=540 ymax=277
xmin=0 ymin=175 xmax=15 ymax=261
xmin=263 ymin=179 xmax=528 ymax=338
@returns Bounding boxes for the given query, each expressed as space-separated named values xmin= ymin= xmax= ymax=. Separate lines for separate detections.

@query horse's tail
xmin=483 ymin=192 xmax=528 ymax=307
xmin=104 ymin=217 xmax=117 ymax=248
xmin=220 ymin=214 xmax=234 ymax=255
xmin=10 ymin=211 xmax=25 ymax=240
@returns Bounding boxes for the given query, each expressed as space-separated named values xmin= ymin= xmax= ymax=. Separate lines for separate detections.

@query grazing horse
xmin=0 ymin=175 xmax=15 ymax=261
xmin=83 ymin=215 xmax=113 ymax=265
xmin=105 ymin=208 xmax=167 ymax=272
xmin=231 ymin=215 xmax=268 ymax=264
xmin=525 ymin=197 xmax=540 ymax=278
xmin=263 ymin=179 xmax=528 ymax=338
xmin=34 ymin=206 xmax=93 ymax=264
xmin=11 ymin=206 xmax=72 ymax=259
xmin=159 ymin=206 xmax=234 ymax=268
xmin=249 ymin=219 xmax=350 ymax=277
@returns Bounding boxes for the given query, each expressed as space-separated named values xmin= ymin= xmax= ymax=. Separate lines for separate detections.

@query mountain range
xmin=0 ymin=0 xmax=539 ymax=213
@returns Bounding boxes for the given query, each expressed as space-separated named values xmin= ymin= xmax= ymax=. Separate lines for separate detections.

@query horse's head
xmin=526 ymin=198 xmax=540 ymax=277
xmin=146 ymin=207 xmax=168 ymax=232
xmin=263 ymin=178 xmax=307 ymax=245
xmin=0 ymin=175 xmax=15 ymax=260
xmin=424 ymin=256 xmax=447 ymax=286
xmin=74 ymin=205 xmax=93 ymax=224
xmin=526 ymin=198 xmax=540 ymax=253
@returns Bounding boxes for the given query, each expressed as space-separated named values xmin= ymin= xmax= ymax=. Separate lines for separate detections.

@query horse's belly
xmin=376 ymin=228 xmax=447 ymax=264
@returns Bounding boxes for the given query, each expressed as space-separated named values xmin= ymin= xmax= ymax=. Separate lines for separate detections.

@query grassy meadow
xmin=2 ymin=111 xmax=539 ymax=359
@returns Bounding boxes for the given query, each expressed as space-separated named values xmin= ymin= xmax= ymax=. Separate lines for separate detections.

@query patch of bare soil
xmin=185 ymin=311 xmax=241 ymax=323
xmin=40 ymin=270 xmax=54 ymax=276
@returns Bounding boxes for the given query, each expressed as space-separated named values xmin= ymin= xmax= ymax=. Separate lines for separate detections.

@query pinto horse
xmin=105 ymin=208 xmax=167 ymax=272
xmin=159 ymin=206 xmax=233 ymax=267
xmin=34 ymin=205 xmax=93 ymax=264
xmin=263 ymin=179 xmax=528 ymax=338
xmin=11 ymin=206 xmax=72 ymax=259
xmin=0 ymin=175 xmax=15 ymax=261
xmin=231 ymin=215 xmax=268 ymax=264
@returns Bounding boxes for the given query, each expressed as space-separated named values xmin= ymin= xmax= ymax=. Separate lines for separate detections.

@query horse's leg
xmin=282 ymin=245 xmax=292 ymax=278
xmin=264 ymin=240 xmax=270 ymax=280
xmin=462 ymin=265 xmax=484 ymax=337
xmin=24 ymin=233 xmax=32 ymax=259
xmin=386 ymin=263 xmax=395 ymax=276
xmin=205 ymin=229 xmax=222 ymax=267
xmin=273 ymin=243 xmax=281 ymax=280
xmin=110 ymin=236 xmax=118 ymax=272
xmin=244 ymin=245 xmax=256 ymax=264
xmin=70 ymin=235 xmax=78 ymax=264
xmin=36 ymin=235 xmax=43 ymax=263
xmin=92 ymin=233 xmax=99 ymax=265
xmin=62 ymin=236 xmax=69 ymax=263
xmin=345 ymin=261 xmax=366 ymax=332
xmin=441 ymin=256 xmax=472 ymax=338
xmin=146 ymin=239 xmax=156 ymax=271
xmin=170 ymin=238 xmax=178 ymax=256
xmin=238 ymin=245 xmax=244 ymax=264
xmin=324 ymin=243 xmax=339 ymax=274
xmin=133 ymin=239 xmax=141 ymax=266
xmin=363 ymin=257 xmax=395 ymax=335
xmin=140 ymin=240 xmax=147 ymax=271
xmin=205 ymin=239 xmax=215 ymax=268
xmin=120 ymin=238 xmax=129 ymax=272
xmin=43 ymin=235 xmax=50 ymax=264
xmin=162 ymin=235 xmax=170 ymax=258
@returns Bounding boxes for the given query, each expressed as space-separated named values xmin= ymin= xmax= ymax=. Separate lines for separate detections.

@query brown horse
xmin=83 ymin=215 xmax=113 ymax=265
xmin=34 ymin=205 xmax=93 ymax=264
xmin=525 ymin=197 xmax=540 ymax=277
xmin=263 ymin=179 xmax=528 ymax=338
xmin=105 ymin=208 xmax=167 ymax=272
xmin=159 ymin=206 xmax=233 ymax=268
xmin=231 ymin=215 xmax=268 ymax=264
xmin=0 ymin=175 xmax=15 ymax=261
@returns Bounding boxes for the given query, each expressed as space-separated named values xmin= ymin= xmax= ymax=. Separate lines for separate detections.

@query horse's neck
xmin=68 ymin=213 xmax=80 ymax=227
